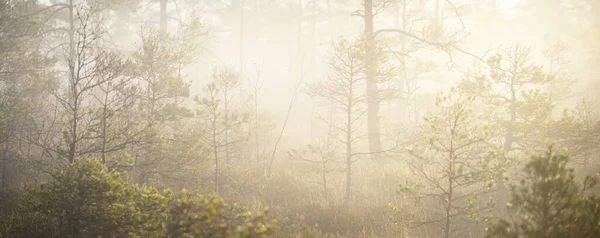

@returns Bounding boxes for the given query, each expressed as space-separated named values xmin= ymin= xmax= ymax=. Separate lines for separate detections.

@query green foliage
xmin=9 ymin=158 xmax=144 ymax=237
xmin=6 ymin=158 xmax=274 ymax=238
xmin=459 ymin=45 xmax=556 ymax=153
xmin=546 ymin=100 xmax=600 ymax=174
xmin=131 ymin=186 xmax=172 ymax=237
xmin=486 ymin=148 xmax=600 ymax=238
xmin=166 ymin=191 xmax=276 ymax=238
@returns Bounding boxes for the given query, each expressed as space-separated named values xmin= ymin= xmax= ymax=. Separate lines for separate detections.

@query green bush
xmin=7 ymin=158 xmax=275 ymax=238
xmin=9 ymin=158 xmax=145 ymax=237
xmin=486 ymin=148 xmax=600 ymax=238
xmin=166 ymin=191 xmax=276 ymax=238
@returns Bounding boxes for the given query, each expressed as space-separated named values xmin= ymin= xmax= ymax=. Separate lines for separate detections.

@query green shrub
xmin=487 ymin=148 xmax=600 ymax=238
xmin=7 ymin=158 xmax=275 ymax=238
xmin=9 ymin=158 xmax=146 ymax=237
xmin=166 ymin=191 xmax=276 ymax=238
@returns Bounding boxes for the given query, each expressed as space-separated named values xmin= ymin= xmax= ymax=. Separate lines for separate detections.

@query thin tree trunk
xmin=212 ymin=119 xmax=220 ymax=193
xmin=344 ymin=112 xmax=352 ymax=205
xmin=224 ymin=91 xmax=230 ymax=162
xmin=101 ymin=91 xmax=108 ymax=164
xmin=322 ymin=161 xmax=329 ymax=206
xmin=445 ymin=140 xmax=454 ymax=238
xmin=254 ymin=86 xmax=260 ymax=175
xmin=396 ymin=1 xmax=409 ymax=122
xmin=344 ymin=73 xmax=354 ymax=205
xmin=496 ymin=78 xmax=517 ymax=217
xmin=68 ymin=0 xmax=76 ymax=164
xmin=267 ymin=70 xmax=304 ymax=177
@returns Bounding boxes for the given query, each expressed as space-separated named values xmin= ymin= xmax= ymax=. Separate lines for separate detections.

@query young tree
xmin=546 ymin=100 xmax=600 ymax=175
xmin=132 ymin=27 xmax=191 ymax=123
xmin=217 ymin=67 xmax=241 ymax=162
xmin=128 ymin=17 xmax=204 ymax=183
xmin=459 ymin=45 xmax=556 ymax=216
xmin=244 ymin=66 xmax=273 ymax=176
xmin=486 ymin=148 xmax=600 ymax=238
xmin=196 ymin=67 xmax=249 ymax=194
xmin=306 ymin=38 xmax=365 ymax=205
xmin=288 ymin=142 xmax=337 ymax=206
xmin=306 ymin=38 xmax=395 ymax=204
xmin=395 ymin=90 xmax=497 ymax=238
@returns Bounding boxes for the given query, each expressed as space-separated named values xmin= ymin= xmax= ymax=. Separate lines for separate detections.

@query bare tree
xmin=33 ymin=5 xmax=124 ymax=166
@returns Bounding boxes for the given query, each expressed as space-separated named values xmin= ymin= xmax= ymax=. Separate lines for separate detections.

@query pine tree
xmin=487 ymin=147 xmax=600 ymax=238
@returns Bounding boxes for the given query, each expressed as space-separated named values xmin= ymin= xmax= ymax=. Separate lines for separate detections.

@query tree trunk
xmin=224 ymin=91 xmax=230 ymax=162
xmin=364 ymin=0 xmax=382 ymax=155
xmin=0 ymin=146 xmax=7 ymax=217
xmin=240 ymin=0 xmax=245 ymax=75
xmin=160 ymin=0 xmax=167 ymax=33
xmin=212 ymin=120 xmax=220 ymax=194
xmin=344 ymin=152 xmax=352 ymax=205
xmin=445 ymin=140 xmax=454 ymax=238
xmin=101 ymin=94 xmax=108 ymax=164
xmin=254 ymin=86 xmax=260 ymax=175
xmin=344 ymin=76 xmax=354 ymax=205
xmin=68 ymin=0 xmax=76 ymax=164
xmin=395 ymin=2 xmax=408 ymax=122
xmin=496 ymin=82 xmax=517 ymax=218
xmin=344 ymin=102 xmax=353 ymax=205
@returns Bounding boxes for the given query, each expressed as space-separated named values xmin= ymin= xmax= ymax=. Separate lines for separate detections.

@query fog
xmin=1 ymin=0 xmax=600 ymax=237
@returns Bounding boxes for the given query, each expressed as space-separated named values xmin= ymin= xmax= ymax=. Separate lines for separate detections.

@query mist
xmin=1 ymin=0 xmax=600 ymax=237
